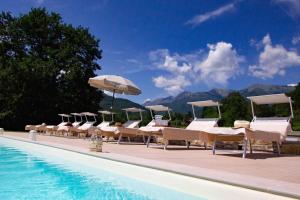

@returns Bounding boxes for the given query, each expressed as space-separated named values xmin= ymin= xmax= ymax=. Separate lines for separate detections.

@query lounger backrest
xmin=58 ymin=122 xmax=68 ymax=127
xmin=97 ymin=121 xmax=110 ymax=128
xmin=72 ymin=121 xmax=81 ymax=127
xmin=155 ymin=119 xmax=169 ymax=127
xmin=78 ymin=122 xmax=95 ymax=130
xmin=123 ymin=120 xmax=141 ymax=128
xmin=186 ymin=118 xmax=218 ymax=131
xmin=250 ymin=119 xmax=292 ymax=141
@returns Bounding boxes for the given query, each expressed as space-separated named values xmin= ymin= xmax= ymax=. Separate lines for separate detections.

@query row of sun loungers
xmin=25 ymin=93 xmax=294 ymax=158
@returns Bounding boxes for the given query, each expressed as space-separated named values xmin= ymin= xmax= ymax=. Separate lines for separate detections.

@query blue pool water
xmin=0 ymin=139 xmax=203 ymax=200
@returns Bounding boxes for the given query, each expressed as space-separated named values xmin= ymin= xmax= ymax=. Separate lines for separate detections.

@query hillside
xmin=100 ymin=94 xmax=144 ymax=111
xmin=144 ymin=84 xmax=295 ymax=113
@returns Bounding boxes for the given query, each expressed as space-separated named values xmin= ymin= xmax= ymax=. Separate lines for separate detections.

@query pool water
xmin=0 ymin=140 xmax=202 ymax=200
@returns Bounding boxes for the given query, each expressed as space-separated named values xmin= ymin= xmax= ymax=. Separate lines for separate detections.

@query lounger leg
xmin=146 ymin=136 xmax=151 ymax=148
xmin=212 ymin=140 xmax=216 ymax=155
xmin=164 ymin=140 xmax=168 ymax=150
xmin=249 ymin=140 xmax=253 ymax=154
xmin=277 ymin=142 xmax=281 ymax=156
xmin=243 ymin=139 xmax=248 ymax=159
xmin=142 ymin=135 xmax=146 ymax=144
xmin=117 ymin=134 xmax=122 ymax=144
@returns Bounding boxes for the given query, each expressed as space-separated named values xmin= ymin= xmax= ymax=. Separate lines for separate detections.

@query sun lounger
xmin=56 ymin=113 xmax=83 ymax=136
xmin=136 ymin=105 xmax=172 ymax=147
xmin=43 ymin=114 xmax=71 ymax=135
xmin=202 ymin=93 xmax=294 ymax=158
xmin=100 ymin=120 xmax=141 ymax=142
xmin=162 ymin=100 xmax=221 ymax=150
xmin=69 ymin=112 xmax=97 ymax=138
xmin=88 ymin=110 xmax=115 ymax=138
xmin=114 ymin=107 xmax=145 ymax=144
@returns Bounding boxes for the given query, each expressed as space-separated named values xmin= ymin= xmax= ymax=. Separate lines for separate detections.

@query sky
xmin=1 ymin=0 xmax=300 ymax=103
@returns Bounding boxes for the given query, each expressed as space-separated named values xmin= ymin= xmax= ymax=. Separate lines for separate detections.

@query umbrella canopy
xmin=88 ymin=75 xmax=141 ymax=95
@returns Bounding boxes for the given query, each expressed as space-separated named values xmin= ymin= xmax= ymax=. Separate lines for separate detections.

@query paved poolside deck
xmin=1 ymin=131 xmax=300 ymax=199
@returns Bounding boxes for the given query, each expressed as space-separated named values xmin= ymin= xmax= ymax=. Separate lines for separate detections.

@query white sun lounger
xmin=137 ymin=105 xmax=172 ymax=147
xmin=203 ymin=93 xmax=294 ymax=158
xmin=113 ymin=107 xmax=145 ymax=144
xmin=100 ymin=118 xmax=141 ymax=141
xmin=162 ymin=100 xmax=221 ymax=150
xmin=88 ymin=110 xmax=115 ymax=138
xmin=43 ymin=114 xmax=71 ymax=134
xmin=56 ymin=113 xmax=83 ymax=136
xmin=69 ymin=112 xmax=97 ymax=138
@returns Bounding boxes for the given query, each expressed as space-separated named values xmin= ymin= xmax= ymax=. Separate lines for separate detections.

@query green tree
xmin=220 ymin=92 xmax=250 ymax=127
xmin=289 ymin=83 xmax=300 ymax=130
xmin=0 ymin=8 xmax=102 ymax=130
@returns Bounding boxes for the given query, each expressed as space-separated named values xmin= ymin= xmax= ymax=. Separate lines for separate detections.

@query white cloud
xmin=153 ymin=75 xmax=191 ymax=94
xmin=186 ymin=3 xmax=235 ymax=26
xmin=292 ymin=36 xmax=300 ymax=45
xmin=195 ymin=42 xmax=244 ymax=85
xmin=149 ymin=42 xmax=243 ymax=94
xmin=31 ymin=0 xmax=45 ymax=5
xmin=249 ymin=34 xmax=300 ymax=78
xmin=273 ymin=0 xmax=300 ymax=20
xmin=143 ymin=98 xmax=151 ymax=103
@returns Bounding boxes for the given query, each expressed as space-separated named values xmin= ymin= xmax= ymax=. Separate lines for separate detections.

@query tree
xmin=289 ymin=83 xmax=300 ymax=130
xmin=219 ymin=92 xmax=250 ymax=127
xmin=0 ymin=8 xmax=103 ymax=130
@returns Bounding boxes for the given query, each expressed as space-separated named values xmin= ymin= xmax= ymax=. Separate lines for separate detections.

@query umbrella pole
xmin=111 ymin=89 xmax=116 ymax=112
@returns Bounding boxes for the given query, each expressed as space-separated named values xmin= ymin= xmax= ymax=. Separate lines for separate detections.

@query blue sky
xmin=1 ymin=0 xmax=300 ymax=103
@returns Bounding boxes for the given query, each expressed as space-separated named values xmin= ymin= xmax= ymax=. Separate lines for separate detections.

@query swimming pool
xmin=0 ymin=137 xmax=295 ymax=200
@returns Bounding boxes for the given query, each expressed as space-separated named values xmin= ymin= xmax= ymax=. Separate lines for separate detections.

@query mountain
xmin=100 ymin=94 xmax=144 ymax=111
xmin=143 ymin=84 xmax=296 ymax=113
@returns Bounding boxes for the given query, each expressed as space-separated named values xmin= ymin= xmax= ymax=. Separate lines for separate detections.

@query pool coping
xmin=1 ymin=135 xmax=299 ymax=199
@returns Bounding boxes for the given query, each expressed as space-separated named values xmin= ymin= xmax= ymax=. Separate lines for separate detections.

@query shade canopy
xmin=187 ymin=100 xmax=221 ymax=107
xmin=247 ymin=93 xmax=291 ymax=105
xmin=70 ymin=113 xmax=82 ymax=116
xmin=58 ymin=114 xmax=71 ymax=117
xmin=81 ymin=112 xmax=97 ymax=116
xmin=122 ymin=107 xmax=144 ymax=112
xmin=88 ymin=75 xmax=141 ymax=95
xmin=145 ymin=105 xmax=170 ymax=112
xmin=98 ymin=110 xmax=115 ymax=115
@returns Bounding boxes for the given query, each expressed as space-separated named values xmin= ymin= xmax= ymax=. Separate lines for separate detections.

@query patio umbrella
xmin=88 ymin=75 xmax=141 ymax=110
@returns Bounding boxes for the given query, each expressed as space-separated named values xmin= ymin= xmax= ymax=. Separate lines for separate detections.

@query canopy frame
xmin=247 ymin=93 xmax=294 ymax=121
xmin=98 ymin=110 xmax=115 ymax=122
xmin=187 ymin=100 xmax=221 ymax=120
xmin=71 ymin=113 xmax=83 ymax=123
xmin=146 ymin=105 xmax=171 ymax=120
xmin=122 ymin=107 xmax=144 ymax=121
xmin=81 ymin=112 xmax=97 ymax=123
xmin=58 ymin=114 xmax=71 ymax=122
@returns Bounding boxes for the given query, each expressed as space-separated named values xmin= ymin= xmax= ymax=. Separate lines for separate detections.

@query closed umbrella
xmin=88 ymin=75 xmax=141 ymax=110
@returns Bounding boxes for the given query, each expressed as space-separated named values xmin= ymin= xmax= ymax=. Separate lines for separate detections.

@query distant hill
xmin=100 ymin=94 xmax=144 ymax=111
xmin=143 ymin=84 xmax=295 ymax=113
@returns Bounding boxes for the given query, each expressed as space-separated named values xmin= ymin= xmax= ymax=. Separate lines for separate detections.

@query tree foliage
xmin=0 ymin=8 xmax=102 ymax=130
xmin=219 ymin=92 xmax=250 ymax=127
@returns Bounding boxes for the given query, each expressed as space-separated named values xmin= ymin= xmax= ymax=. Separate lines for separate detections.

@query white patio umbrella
xmin=88 ymin=75 xmax=141 ymax=110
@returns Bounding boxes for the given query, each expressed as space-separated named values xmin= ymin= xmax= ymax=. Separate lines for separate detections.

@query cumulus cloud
xmin=273 ymin=0 xmax=300 ymax=20
xmin=153 ymin=75 xmax=191 ymax=94
xmin=195 ymin=42 xmax=244 ymax=85
xmin=249 ymin=34 xmax=300 ymax=78
xmin=292 ymin=36 xmax=300 ymax=45
xmin=186 ymin=2 xmax=235 ymax=26
xmin=150 ymin=42 xmax=243 ymax=94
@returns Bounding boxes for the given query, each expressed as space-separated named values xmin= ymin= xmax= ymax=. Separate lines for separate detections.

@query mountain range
xmin=101 ymin=84 xmax=296 ymax=113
